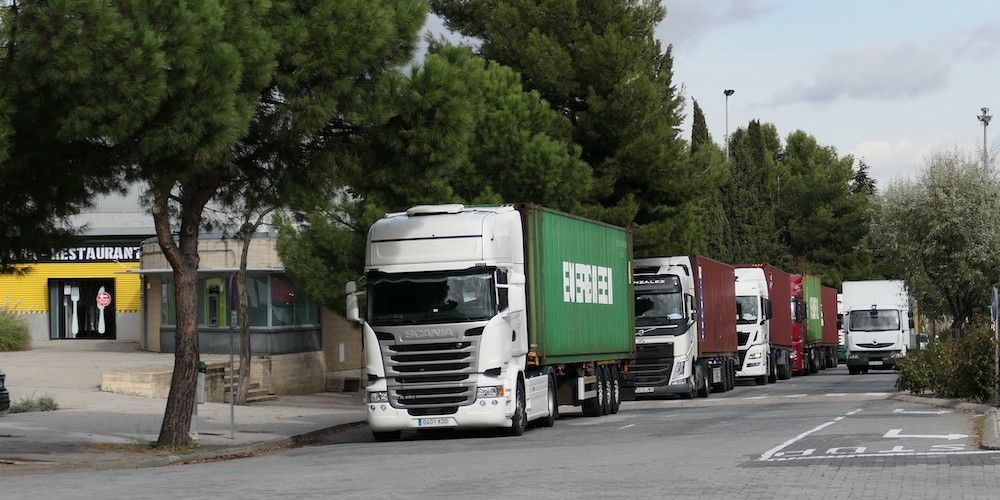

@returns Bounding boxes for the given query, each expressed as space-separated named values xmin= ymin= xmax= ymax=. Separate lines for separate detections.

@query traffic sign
xmin=96 ymin=290 xmax=112 ymax=308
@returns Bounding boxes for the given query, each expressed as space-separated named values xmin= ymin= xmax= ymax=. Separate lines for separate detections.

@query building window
xmin=160 ymin=274 xmax=315 ymax=328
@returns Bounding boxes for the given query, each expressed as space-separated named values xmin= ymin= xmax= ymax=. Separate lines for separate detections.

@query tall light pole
xmin=979 ymin=106 xmax=992 ymax=165
xmin=724 ymin=89 xmax=735 ymax=158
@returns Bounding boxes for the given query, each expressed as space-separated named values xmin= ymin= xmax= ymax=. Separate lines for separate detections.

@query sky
xmin=425 ymin=0 xmax=1000 ymax=186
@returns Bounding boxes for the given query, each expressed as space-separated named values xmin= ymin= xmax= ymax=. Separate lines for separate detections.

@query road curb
xmin=889 ymin=392 xmax=1000 ymax=450
xmin=888 ymin=392 xmax=995 ymax=413
xmin=0 ymin=419 xmax=366 ymax=477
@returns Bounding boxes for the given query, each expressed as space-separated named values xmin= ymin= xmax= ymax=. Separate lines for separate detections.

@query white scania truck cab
xmin=735 ymin=268 xmax=773 ymax=385
xmin=842 ymin=280 xmax=912 ymax=374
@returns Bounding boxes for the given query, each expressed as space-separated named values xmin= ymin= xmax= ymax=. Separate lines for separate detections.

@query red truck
xmin=821 ymin=286 xmax=841 ymax=369
xmin=631 ymin=255 xmax=737 ymax=398
xmin=790 ymin=275 xmax=806 ymax=374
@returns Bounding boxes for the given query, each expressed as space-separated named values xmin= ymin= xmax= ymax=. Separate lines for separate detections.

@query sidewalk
xmin=0 ymin=340 xmax=365 ymax=475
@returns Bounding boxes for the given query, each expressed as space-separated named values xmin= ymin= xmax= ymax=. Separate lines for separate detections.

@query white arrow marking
xmin=883 ymin=428 xmax=968 ymax=440
xmin=892 ymin=408 xmax=952 ymax=415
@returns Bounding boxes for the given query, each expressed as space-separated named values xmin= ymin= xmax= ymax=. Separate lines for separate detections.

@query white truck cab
xmin=842 ymin=280 xmax=912 ymax=374
xmin=735 ymin=268 xmax=772 ymax=385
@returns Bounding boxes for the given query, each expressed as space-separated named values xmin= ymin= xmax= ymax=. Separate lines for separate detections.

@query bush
xmin=896 ymin=324 xmax=997 ymax=403
xmin=0 ymin=308 xmax=31 ymax=352
xmin=8 ymin=395 xmax=59 ymax=414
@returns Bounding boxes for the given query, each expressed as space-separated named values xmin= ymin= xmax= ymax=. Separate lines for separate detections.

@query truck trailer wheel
xmin=508 ymin=379 xmax=527 ymax=436
xmin=600 ymin=366 xmax=613 ymax=415
xmin=582 ymin=368 xmax=604 ymax=417
xmin=540 ymin=374 xmax=558 ymax=428
xmin=373 ymin=430 xmax=401 ymax=442
xmin=608 ymin=366 xmax=622 ymax=414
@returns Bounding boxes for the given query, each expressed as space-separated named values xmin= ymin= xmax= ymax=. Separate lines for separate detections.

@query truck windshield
xmin=736 ymin=296 xmax=759 ymax=324
xmin=635 ymin=292 xmax=684 ymax=325
xmin=368 ymin=271 xmax=496 ymax=326
xmin=849 ymin=309 xmax=900 ymax=332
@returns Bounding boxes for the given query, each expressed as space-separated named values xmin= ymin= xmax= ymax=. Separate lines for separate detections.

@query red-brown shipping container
xmin=821 ymin=286 xmax=839 ymax=346
xmin=691 ymin=256 xmax=737 ymax=357
xmin=738 ymin=263 xmax=794 ymax=349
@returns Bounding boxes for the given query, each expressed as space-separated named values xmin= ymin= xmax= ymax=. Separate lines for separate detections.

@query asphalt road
xmin=6 ymin=366 xmax=1000 ymax=498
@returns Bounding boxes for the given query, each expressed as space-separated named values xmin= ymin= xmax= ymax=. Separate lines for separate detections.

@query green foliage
xmin=8 ymin=395 xmax=59 ymax=414
xmin=868 ymin=148 xmax=1000 ymax=326
xmin=0 ymin=308 xmax=30 ymax=352
xmin=896 ymin=325 xmax=996 ymax=403
xmin=777 ymin=130 xmax=875 ymax=286
xmin=690 ymin=99 xmax=711 ymax=153
xmin=358 ymin=45 xmax=589 ymax=212
xmin=432 ymin=0 xmax=693 ymax=252
xmin=720 ymin=121 xmax=784 ymax=265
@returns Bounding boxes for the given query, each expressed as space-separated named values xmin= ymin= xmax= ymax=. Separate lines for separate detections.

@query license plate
xmin=635 ymin=387 xmax=654 ymax=394
xmin=417 ymin=417 xmax=455 ymax=427
xmin=869 ymin=360 xmax=883 ymax=366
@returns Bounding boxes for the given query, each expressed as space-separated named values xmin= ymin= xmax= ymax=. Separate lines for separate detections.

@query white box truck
xmin=842 ymin=280 xmax=913 ymax=374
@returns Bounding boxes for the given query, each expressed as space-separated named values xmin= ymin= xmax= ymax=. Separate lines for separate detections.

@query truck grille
xmin=855 ymin=342 xmax=894 ymax=349
xmin=380 ymin=337 xmax=479 ymax=411
xmin=632 ymin=357 xmax=674 ymax=387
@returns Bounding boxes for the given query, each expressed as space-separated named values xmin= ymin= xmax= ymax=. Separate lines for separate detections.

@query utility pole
xmin=724 ymin=89 xmax=735 ymax=158
xmin=978 ymin=107 xmax=992 ymax=165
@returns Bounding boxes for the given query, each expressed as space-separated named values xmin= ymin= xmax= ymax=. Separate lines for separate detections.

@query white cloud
xmin=768 ymin=43 xmax=951 ymax=106
xmin=657 ymin=0 xmax=775 ymax=47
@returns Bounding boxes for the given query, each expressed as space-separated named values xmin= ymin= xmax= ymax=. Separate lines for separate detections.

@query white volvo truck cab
xmin=346 ymin=205 xmax=550 ymax=440
xmin=735 ymin=268 xmax=773 ymax=385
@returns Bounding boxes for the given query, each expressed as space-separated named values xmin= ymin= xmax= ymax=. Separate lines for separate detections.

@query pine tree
xmin=432 ymin=0 xmax=693 ymax=251
xmin=690 ymin=99 xmax=712 ymax=153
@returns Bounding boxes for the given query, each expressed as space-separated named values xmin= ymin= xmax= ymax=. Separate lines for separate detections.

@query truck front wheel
xmin=508 ymin=379 xmax=527 ymax=436
xmin=540 ymin=374 xmax=557 ymax=428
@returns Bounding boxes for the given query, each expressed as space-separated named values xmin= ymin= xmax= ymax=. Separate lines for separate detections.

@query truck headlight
xmin=672 ymin=359 xmax=687 ymax=379
xmin=748 ymin=352 xmax=762 ymax=360
xmin=366 ymin=391 xmax=388 ymax=403
xmin=476 ymin=386 xmax=504 ymax=399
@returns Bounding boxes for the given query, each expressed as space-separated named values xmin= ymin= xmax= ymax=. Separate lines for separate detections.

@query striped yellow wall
xmin=0 ymin=262 xmax=142 ymax=314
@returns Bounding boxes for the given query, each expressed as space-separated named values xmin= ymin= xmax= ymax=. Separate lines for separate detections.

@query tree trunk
xmin=152 ymin=181 xmax=217 ymax=448
xmin=234 ymin=224 xmax=253 ymax=405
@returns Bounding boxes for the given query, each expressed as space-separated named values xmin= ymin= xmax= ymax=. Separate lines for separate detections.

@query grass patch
xmin=0 ymin=307 xmax=31 ymax=352
xmin=8 ymin=395 xmax=59 ymax=413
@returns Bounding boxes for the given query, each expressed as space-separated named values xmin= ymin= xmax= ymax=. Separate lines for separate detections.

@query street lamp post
xmin=724 ymin=89 xmax=735 ymax=158
xmin=978 ymin=107 xmax=992 ymax=165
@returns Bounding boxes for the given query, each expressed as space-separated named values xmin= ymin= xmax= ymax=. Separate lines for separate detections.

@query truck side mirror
xmin=763 ymin=298 xmax=773 ymax=321
xmin=908 ymin=318 xmax=915 ymax=329
xmin=345 ymin=281 xmax=361 ymax=323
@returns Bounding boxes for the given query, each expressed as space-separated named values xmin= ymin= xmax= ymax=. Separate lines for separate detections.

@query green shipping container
xmin=803 ymin=274 xmax=823 ymax=344
xmin=521 ymin=205 xmax=635 ymax=365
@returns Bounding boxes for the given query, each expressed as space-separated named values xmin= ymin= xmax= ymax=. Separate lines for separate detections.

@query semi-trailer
xmin=799 ymin=274 xmax=823 ymax=374
xmin=734 ymin=267 xmax=774 ymax=385
xmin=842 ymin=280 xmax=912 ymax=374
xmin=346 ymin=204 xmax=635 ymax=439
xmin=629 ymin=256 xmax=738 ymax=398
xmin=821 ymin=286 xmax=840 ymax=369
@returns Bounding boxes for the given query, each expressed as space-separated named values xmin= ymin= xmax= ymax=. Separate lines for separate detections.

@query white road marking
xmin=617 ymin=424 xmax=636 ymax=430
xmin=845 ymin=409 xmax=862 ymax=415
xmin=757 ymin=408 xmax=862 ymax=461
xmin=761 ymin=449 xmax=1000 ymax=462
xmin=883 ymin=428 xmax=969 ymax=440
xmin=824 ymin=393 xmax=848 ymax=397
xmin=892 ymin=408 xmax=952 ymax=415
xmin=784 ymin=394 xmax=807 ymax=398
xmin=864 ymin=392 xmax=889 ymax=396
xmin=743 ymin=395 xmax=770 ymax=400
